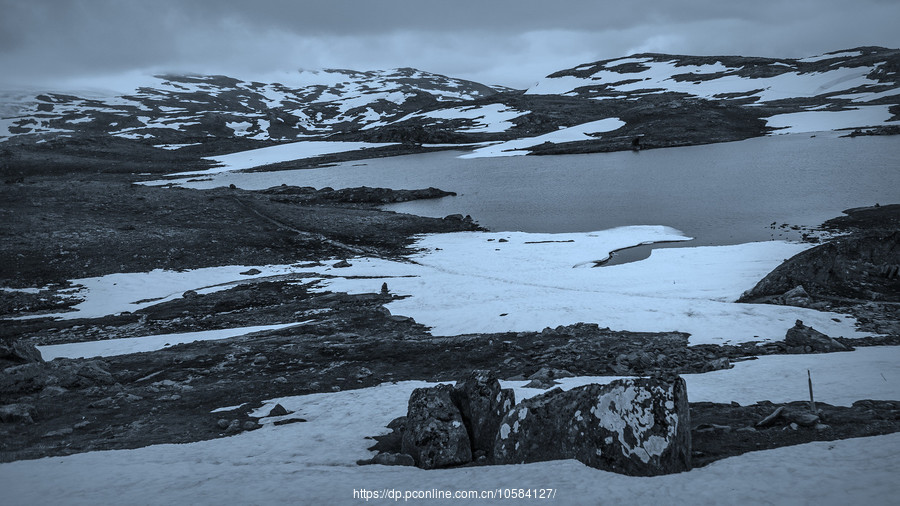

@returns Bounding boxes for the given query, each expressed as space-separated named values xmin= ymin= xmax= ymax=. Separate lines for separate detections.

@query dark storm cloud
xmin=2 ymin=0 xmax=899 ymax=89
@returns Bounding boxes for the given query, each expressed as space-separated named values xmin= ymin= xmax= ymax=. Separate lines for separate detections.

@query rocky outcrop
xmin=493 ymin=377 xmax=691 ymax=476
xmin=401 ymin=384 xmax=472 ymax=469
xmin=0 ymin=340 xmax=44 ymax=368
xmin=451 ymin=370 xmax=516 ymax=459
xmin=383 ymin=374 xmax=692 ymax=476
xmin=0 ymin=359 xmax=115 ymax=396
xmin=0 ymin=403 xmax=36 ymax=424
xmin=784 ymin=320 xmax=851 ymax=353
xmin=739 ymin=230 xmax=900 ymax=303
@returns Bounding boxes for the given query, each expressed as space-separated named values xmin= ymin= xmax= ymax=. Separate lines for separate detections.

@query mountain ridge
xmin=1 ymin=47 xmax=897 ymax=165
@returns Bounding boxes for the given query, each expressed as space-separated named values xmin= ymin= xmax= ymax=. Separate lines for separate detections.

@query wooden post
xmin=808 ymin=370 xmax=817 ymax=413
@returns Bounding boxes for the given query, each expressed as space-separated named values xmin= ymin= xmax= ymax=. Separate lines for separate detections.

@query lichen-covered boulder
xmin=493 ymin=377 xmax=691 ymax=476
xmin=785 ymin=320 xmax=850 ymax=353
xmin=401 ymin=384 xmax=472 ymax=469
xmin=451 ymin=370 xmax=515 ymax=457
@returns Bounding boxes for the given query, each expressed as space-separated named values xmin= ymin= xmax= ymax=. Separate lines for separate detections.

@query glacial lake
xmin=173 ymin=133 xmax=899 ymax=260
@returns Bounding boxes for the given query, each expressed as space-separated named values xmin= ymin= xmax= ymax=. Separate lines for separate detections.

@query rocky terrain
xmin=1 ymin=48 xmax=899 ymax=476
xmin=1 ymin=144 xmax=898 ymax=465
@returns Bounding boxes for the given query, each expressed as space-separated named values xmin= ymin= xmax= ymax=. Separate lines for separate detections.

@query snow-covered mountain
xmin=1 ymin=47 xmax=898 ymax=157
xmin=527 ymin=46 xmax=900 ymax=137
xmin=0 ymin=68 xmax=506 ymax=147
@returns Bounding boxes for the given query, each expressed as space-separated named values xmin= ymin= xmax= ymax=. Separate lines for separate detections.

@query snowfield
xmin=2 ymin=346 xmax=898 ymax=505
xmin=36 ymin=322 xmax=311 ymax=360
xmin=527 ymin=56 xmax=888 ymax=104
xmin=459 ymin=118 xmax=626 ymax=158
xmin=22 ymin=227 xmax=871 ymax=358
xmin=766 ymin=104 xmax=900 ymax=134
xmin=169 ymin=140 xmax=399 ymax=176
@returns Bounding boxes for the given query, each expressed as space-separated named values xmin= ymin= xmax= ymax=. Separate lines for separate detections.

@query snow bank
xmin=460 ymin=118 xmax=625 ymax=158
xmin=36 ymin=322 xmax=310 ymax=360
xmin=317 ymin=230 xmax=867 ymax=344
xmin=766 ymin=104 xmax=900 ymax=134
xmin=3 ymin=346 xmax=899 ymax=505
xmin=170 ymin=140 xmax=399 ymax=176
xmin=14 ymin=228 xmax=870 ymax=346
xmin=423 ymin=103 xmax=527 ymax=133
xmin=14 ymin=264 xmax=319 ymax=321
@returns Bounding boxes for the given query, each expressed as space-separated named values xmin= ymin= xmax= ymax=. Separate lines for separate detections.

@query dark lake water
xmin=178 ymin=133 xmax=900 ymax=257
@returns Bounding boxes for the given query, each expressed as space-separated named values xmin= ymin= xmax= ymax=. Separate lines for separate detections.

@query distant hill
xmin=1 ymin=47 xmax=897 ymax=160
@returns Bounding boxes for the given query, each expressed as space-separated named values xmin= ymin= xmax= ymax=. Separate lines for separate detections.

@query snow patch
xmin=766 ymin=105 xmax=899 ymax=134
xmin=460 ymin=118 xmax=625 ymax=158
xmin=37 ymin=322 xmax=310 ymax=360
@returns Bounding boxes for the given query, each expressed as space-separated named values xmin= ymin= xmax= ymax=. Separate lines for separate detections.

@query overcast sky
xmin=2 ymin=0 xmax=899 ymax=90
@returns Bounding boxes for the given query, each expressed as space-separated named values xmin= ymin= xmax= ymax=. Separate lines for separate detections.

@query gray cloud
xmin=2 ymin=0 xmax=898 ymax=89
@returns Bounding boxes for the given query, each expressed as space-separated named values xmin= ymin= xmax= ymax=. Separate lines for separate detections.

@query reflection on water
xmin=173 ymin=133 xmax=900 ymax=249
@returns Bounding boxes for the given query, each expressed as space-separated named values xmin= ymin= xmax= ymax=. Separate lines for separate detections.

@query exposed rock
xmin=785 ymin=320 xmax=851 ymax=353
xmin=738 ymin=230 xmax=900 ymax=303
xmin=0 ymin=403 xmax=36 ymax=424
xmin=756 ymin=406 xmax=785 ymax=427
xmin=493 ymin=377 xmax=691 ymax=476
xmin=42 ymin=427 xmax=73 ymax=438
xmin=267 ymin=403 xmax=290 ymax=417
xmin=0 ymin=340 xmax=44 ymax=367
xmin=239 ymin=268 xmax=262 ymax=276
xmin=524 ymin=367 xmax=573 ymax=388
xmin=781 ymin=285 xmax=812 ymax=307
xmin=401 ymin=384 xmax=472 ymax=469
xmin=224 ymin=419 xmax=242 ymax=434
xmin=1 ymin=359 xmax=116 ymax=395
xmin=783 ymin=408 xmax=821 ymax=427
xmin=373 ymin=452 xmax=416 ymax=466
xmin=216 ymin=419 xmax=230 ymax=429
xmin=332 ymin=260 xmax=352 ymax=268
xmin=451 ymin=370 xmax=515 ymax=457
xmin=88 ymin=397 xmax=117 ymax=409
xmin=39 ymin=386 xmax=67 ymax=398
xmin=523 ymin=379 xmax=558 ymax=389
xmin=242 ymin=420 xmax=260 ymax=431
xmin=695 ymin=423 xmax=732 ymax=433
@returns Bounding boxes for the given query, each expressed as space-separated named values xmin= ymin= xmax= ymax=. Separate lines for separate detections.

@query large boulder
xmin=401 ymin=384 xmax=472 ymax=469
xmin=451 ymin=370 xmax=515 ymax=458
xmin=0 ymin=359 xmax=115 ymax=395
xmin=493 ymin=377 xmax=691 ymax=476
xmin=0 ymin=403 xmax=36 ymax=424
xmin=785 ymin=320 xmax=850 ymax=353
xmin=0 ymin=340 xmax=44 ymax=368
